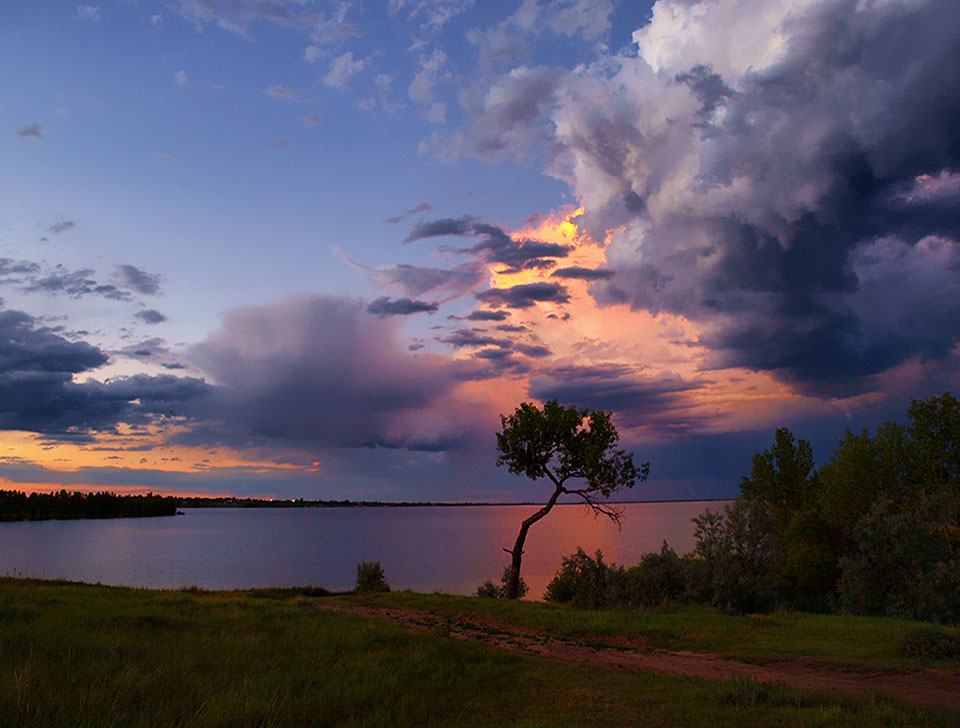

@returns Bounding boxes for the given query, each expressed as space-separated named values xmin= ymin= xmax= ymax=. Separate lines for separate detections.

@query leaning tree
xmin=496 ymin=399 xmax=649 ymax=599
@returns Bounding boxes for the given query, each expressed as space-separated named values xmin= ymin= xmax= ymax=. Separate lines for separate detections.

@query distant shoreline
xmin=178 ymin=497 xmax=732 ymax=509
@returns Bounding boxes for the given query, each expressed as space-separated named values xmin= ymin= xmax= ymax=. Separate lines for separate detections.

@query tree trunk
xmin=504 ymin=485 xmax=563 ymax=599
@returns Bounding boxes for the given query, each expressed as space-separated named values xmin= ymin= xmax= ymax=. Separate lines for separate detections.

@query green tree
xmin=739 ymin=427 xmax=816 ymax=538
xmin=908 ymin=392 xmax=960 ymax=491
xmin=495 ymin=400 xmax=648 ymax=599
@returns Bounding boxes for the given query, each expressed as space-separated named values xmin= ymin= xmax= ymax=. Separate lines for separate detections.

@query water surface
xmin=0 ymin=501 xmax=724 ymax=598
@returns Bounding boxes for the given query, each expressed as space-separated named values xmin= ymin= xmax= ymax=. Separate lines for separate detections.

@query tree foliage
xmin=496 ymin=400 xmax=648 ymax=598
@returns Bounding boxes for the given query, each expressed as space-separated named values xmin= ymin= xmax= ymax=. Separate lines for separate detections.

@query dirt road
xmin=325 ymin=602 xmax=960 ymax=711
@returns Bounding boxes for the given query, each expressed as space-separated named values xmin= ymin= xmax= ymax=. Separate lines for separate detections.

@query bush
xmin=476 ymin=566 xmax=528 ymax=599
xmin=689 ymin=500 xmax=783 ymax=613
xmin=544 ymin=548 xmax=629 ymax=609
xmin=900 ymin=626 xmax=960 ymax=658
xmin=355 ymin=561 xmax=390 ymax=592
xmin=838 ymin=493 xmax=960 ymax=624
xmin=627 ymin=542 xmax=689 ymax=607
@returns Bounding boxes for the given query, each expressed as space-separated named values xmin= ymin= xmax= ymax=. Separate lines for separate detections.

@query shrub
xmin=900 ymin=626 xmax=960 ymax=658
xmin=689 ymin=500 xmax=783 ymax=613
xmin=838 ymin=493 xmax=960 ymax=624
xmin=627 ymin=542 xmax=689 ymax=607
xmin=476 ymin=566 xmax=528 ymax=599
xmin=544 ymin=548 xmax=629 ymax=609
xmin=355 ymin=561 xmax=390 ymax=592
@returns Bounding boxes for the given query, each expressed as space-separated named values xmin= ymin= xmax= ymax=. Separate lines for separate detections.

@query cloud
xmin=0 ymin=259 xmax=41 ymax=283
xmin=264 ymin=85 xmax=297 ymax=99
xmin=512 ymin=0 xmax=615 ymax=42
xmin=21 ymin=266 xmax=132 ymax=301
xmin=49 ymin=221 xmax=76 ymax=235
xmin=389 ymin=0 xmax=474 ymax=30
xmin=342 ymin=252 xmax=487 ymax=304
xmin=173 ymin=0 xmax=318 ymax=35
xmin=323 ymin=52 xmax=367 ymax=88
xmin=404 ymin=215 xmax=572 ymax=271
xmin=453 ymin=0 xmax=960 ymax=396
xmin=135 ymin=309 xmax=168 ymax=325
xmin=174 ymin=70 xmax=187 ymax=86
xmin=367 ymin=297 xmax=439 ymax=316
xmin=187 ymin=296 xmax=471 ymax=450
xmin=475 ymin=281 xmax=570 ymax=308
xmin=530 ymin=365 xmax=705 ymax=432
xmin=303 ymin=113 xmax=324 ymax=126
xmin=551 ymin=266 xmax=614 ymax=281
xmin=409 ymin=48 xmax=448 ymax=122
xmin=385 ymin=200 xmax=434 ymax=224
xmin=112 ymin=265 xmax=162 ymax=296
xmin=0 ymin=308 xmax=210 ymax=439
xmin=463 ymin=310 xmax=509 ymax=321
xmin=76 ymin=4 xmax=100 ymax=20
xmin=16 ymin=124 xmax=43 ymax=139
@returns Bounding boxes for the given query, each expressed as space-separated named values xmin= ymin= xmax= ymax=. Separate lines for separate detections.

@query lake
xmin=0 ymin=501 xmax=725 ymax=598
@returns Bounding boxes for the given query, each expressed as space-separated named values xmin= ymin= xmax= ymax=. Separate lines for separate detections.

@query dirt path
xmin=323 ymin=603 xmax=960 ymax=711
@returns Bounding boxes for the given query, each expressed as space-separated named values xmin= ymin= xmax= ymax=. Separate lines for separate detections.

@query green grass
xmin=0 ymin=578 xmax=957 ymax=728
xmin=339 ymin=590 xmax=960 ymax=671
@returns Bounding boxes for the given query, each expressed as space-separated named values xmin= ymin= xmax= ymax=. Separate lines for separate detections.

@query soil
xmin=323 ymin=602 xmax=960 ymax=711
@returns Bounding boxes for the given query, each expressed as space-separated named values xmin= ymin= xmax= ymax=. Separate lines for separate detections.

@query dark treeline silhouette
xmin=0 ymin=490 xmax=178 ymax=521
xmin=177 ymin=497 xmax=533 ymax=508
xmin=543 ymin=392 xmax=960 ymax=625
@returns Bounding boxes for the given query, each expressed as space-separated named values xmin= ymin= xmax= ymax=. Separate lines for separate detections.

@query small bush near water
xmin=355 ymin=561 xmax=390 ymax=592
xmin=476 ymin=566 xmax=528 ymax=599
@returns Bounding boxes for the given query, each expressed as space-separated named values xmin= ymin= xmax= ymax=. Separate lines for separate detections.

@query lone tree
xmin=496 ymin=400 xmax=649 ymax=599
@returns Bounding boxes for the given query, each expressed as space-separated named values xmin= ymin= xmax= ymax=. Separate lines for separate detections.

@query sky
xmin=1 ymin=0 xmax=959 ymax=502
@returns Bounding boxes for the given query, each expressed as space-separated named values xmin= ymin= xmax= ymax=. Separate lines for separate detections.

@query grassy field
xmin=344 ymin=591 xmax=960 ymax=671
xmin=1 ymin=578 xmax=958 ymax=728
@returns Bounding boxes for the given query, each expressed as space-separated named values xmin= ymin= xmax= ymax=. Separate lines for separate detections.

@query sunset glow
xmin=1 ymin=0 xmax=958 ymax=501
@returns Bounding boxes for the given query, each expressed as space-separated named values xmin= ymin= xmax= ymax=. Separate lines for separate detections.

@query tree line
xmin=0 ymin=490 xmax=178 ymax=521
xmin=531 ymin=392 xmax=959 ymax=625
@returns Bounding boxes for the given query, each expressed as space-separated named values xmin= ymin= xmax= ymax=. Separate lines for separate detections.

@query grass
xmin=338 ymin=590 xmax=960 ymax=671
xmin=0 ymin=578 xmax=957 ymax=727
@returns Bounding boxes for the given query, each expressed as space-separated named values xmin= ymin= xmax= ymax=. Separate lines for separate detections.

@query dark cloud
xmin=0 ymin=259 xmax=41 ymax=283
xmin=404 ymin=216 xmax=476 ymax=243
xmin=475 ymin=281 xmax=570 ymax=308
xmin=459 ymin=0 xmax=960 ymax=396
xmin=0 ymin=309 xmax=210 ymax=439
xmin=531 ymin=365 xmax=706 ymax=433
xmin=367 ymin=296 xmax=439 ymax=316
xmin=49 ymin=221 xmax=76 ymax=235
xmin=385 ymin=200 xmax=435 ymax=224
xmin=113 ymin=265 xmax=162 ymax=296
xmin=135 ymin=309 xmax=168 ymax=324
xmin=187 ymin=296 xmax=471 ymax=450
xmin=439 ymin=328 xmax=507 ymax=349
xmin=21 ymin=266 xmax=132 ymax=301
xmin=551 ymin=266 xmax=615 ymax=280
xmin=405 ymin=216 xmax=572 ymax=272
xmin=464 ymin=309 xmax=509 ymax=321
xmin=16 ymin=124 xmax=42 ymax=139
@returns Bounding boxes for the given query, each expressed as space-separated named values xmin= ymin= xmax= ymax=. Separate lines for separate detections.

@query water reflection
xmin=0 ymin=501 xmax=725 ymax=598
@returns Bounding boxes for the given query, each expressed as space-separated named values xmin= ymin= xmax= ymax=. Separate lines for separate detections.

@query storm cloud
xmin=188 ymin=296 xmax=471 ymax=450
xmin=456 ymin=0 xmax=960 ymax=396
xmin=0 ymin=308 xmax=210 ymax=438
